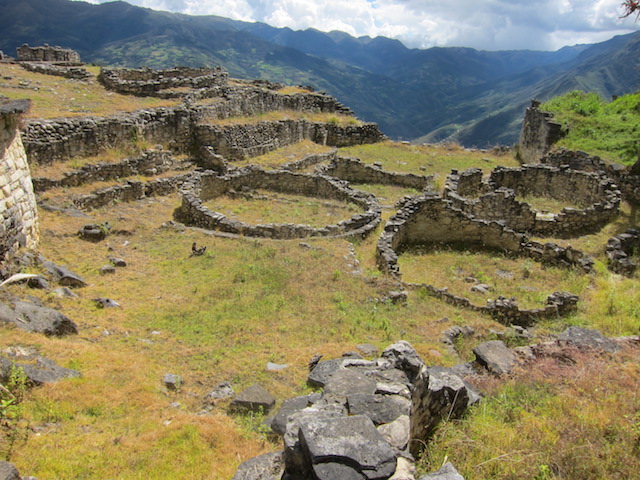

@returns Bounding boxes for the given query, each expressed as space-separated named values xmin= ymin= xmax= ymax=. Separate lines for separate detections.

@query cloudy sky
xmin=77 ymin=0 xmax=639 ymax=51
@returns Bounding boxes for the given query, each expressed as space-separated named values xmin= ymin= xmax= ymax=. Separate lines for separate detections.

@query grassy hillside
xmin=1 ymin=60 xmax=639 ymax=479
xmin=542 ymin=90 xmax=640 ymax=165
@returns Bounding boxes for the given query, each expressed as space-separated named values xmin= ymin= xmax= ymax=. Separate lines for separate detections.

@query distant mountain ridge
xmin=1 ymin=0 xmax=639 ymax=147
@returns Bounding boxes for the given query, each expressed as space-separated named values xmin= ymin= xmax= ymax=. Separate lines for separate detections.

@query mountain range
xmin=1 ymin=0 xmax=639 ymax=147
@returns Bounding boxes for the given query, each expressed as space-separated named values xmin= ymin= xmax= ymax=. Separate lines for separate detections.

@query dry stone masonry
xmin=605 ymin=229 xmax=640 ymax=276
xmin=519 ymin=104 xmax=640 ymax=205
xmin=16 ymin=43 xmax=81 ymax=64
xmin=177 ymin=167 xmax=381 ymax=239
xmin=516 ymin=100 xmax=566 ymax=165
xmin=445 ymin=164 xmax=621 ymax=237
xmin=320 ymin=156 xmax=434 ymax=190
xmin=233 ymin=341 xmax=478 ymax=480
xmin=195 ymin=120 xmax=385 ymax=161
xmin=0 ymin=99 xmax=38 ymax=264
xmin=98 ymin=66 xmax=229 ymax=97
xmin=376 ymin=193 xmax=588 ymax=325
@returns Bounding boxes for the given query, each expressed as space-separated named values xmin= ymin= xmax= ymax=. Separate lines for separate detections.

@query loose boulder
xmin=558 ymin=326 xmax=620 ymax=354
xmin=0 ymin=301 xmax=78 ymax=336
xmin=231 ymin=384 xmax=276 ymax=413
xmin=473 ymin=340 xmax=516 ymax=375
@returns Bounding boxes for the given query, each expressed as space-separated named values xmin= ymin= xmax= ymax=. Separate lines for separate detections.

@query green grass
xmin=203 ymin=190 xmax=361 ymax=227
xmin=3 ymin=62 xmax=640 ymax=479
xmin=419 ymin=346 xmax=640 ymax=479
xmin=542 ymin=90 xmax=640 ymax=166
xmin=0 ymin=64 xmax=178 ymax=119
xmin=340 ymin=141 xmax=520 ymax=191
xmin=397 ymin=246 xmax=590 ymax=310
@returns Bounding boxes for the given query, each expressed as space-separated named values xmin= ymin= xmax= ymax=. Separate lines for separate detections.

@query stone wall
xmin=195 ymin=120 xmax=385 ymax=161
xmin=177 ymin=168 xmax=381 ymax=239
xmin=0 ymin=100 xmax=38 ymax=265
xmin=72 ymin=174 xmax=191 ymax=211
xmin=16 ymin=44 xmax=81 ymax=64
xmin=98 ymin=67 xmax=228 ymax=97
xmin=281 ymin=150 xmax=338 ymax=171
xmin=516 ymin=100 xmax=566 ymax=164
xmin=194 ymin=87 xmax=354 ymax=119
xmin=20 ymin=62 xmax=92 ymax=81
xmin=32 ymin=150 xmax=181 ymax=192
xmin=605 ymin=229 xmax=639 ymax=276
xmin=375 ymin=193 xmax=592 ymax=322
xmin=320 ymin=156 xmax=434 ymax=190
xmin=375 ymin=195 xmax=596 ymax=274
xmin=23 ymin=108 xmax=193 ymax=164
xmin=542 ymin=149 xmax=640 ymax=205
xmin=444 ymin=164 xmax=620 ymax=237
xmin=21 ymin=86 xmax=378 ymax=165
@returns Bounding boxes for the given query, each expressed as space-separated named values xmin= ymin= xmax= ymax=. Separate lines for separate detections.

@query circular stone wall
xmin=445 ymin=164 xmax=621 ymax=237
xmin=177 ymin=167 xmax=381 ymax=239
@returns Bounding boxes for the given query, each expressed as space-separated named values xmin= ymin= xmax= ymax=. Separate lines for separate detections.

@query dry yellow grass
xmin=0 ymin=64 xmax=178 ymax=118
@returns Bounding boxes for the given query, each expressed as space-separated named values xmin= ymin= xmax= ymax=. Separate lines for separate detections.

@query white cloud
xmin=75 ymin=0 xmax=639 ymax=51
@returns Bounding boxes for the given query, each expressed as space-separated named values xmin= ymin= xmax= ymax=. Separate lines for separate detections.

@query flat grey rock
xmin=42 ymin=261 xmax=87 ymax=288
xmin=0 ymin=461 xmax=20 ymax=480
xmin=0 ymin=354 xmax=80 ymax=386
xmin=0 ymin=301 xmax=78 ymax=336
xmin=204 ymin=381 xmax=234 ymax=403
xmin=377 ymin=414 xmax=410 ymax=451
xmin=270 ymin=393 xmax=320 ymax=436
xmin=357 ymin=343 xmax=378 ymax=357
xmin=381 ymin=341 xmax=425 ymax=382
xmin=232 ymin=384 xmax=276 ymax=413
xmin=163 ymin=373 xmax=182 ymax=391
xmin=308 ymin=358 xmax=346 ymax=388
xmin=232 ymin=451 xmax=285 ymax=480
xmin=473 ymin=340 xmax=515 ymax=375
xmin=418 ymin=462 xmax=465 ymax=480
xmin=299 ymin=414 xmax=397 ymax=480
xmin=347 ymin=393 xmax=411 ymax=425
xmin=323 ymin=369 xmax=377 ymax=397
xmin=558 ymin=326 xmax=620 ymax=353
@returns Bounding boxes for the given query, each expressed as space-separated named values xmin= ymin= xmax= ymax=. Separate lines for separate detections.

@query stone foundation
xmin=320 ymin=156 xmax=434 ymax=190
xmin=605 ymin=229 xmax=639 ymax=276
xmin=375 ymin=194 xmax=591 ymax=323
xmin=177 ymin=167 xmax=381 ymax=239
xmin=0 ymin=100 xmax=38 ymax=265
xmin=20 ymin=62 xmax=92 ymax=80
xmin=98 ymin=67 xmax=228 ymax=97
xmin=444 ymin=164 xmax=620 ymax=237
xmin=16 ymin=43 xmax=81 ymax=64
xmin=541 ymin=149 xmax=640 ymax=205
xmin=32 ymin=150 xmax=185 ymax=192
xmin=195 ymin=120 xmax=385 ymax=161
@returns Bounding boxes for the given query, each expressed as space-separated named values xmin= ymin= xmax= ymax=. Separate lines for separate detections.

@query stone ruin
xmin=606 ymin=229 xmax=639 ymax=276
xmin=375 ymin=193 xmax=587 ymax=326
xmin=177 ymin=167 xmax=381 ymax=239
xmin=233 ymin=327 xmax=636 ymax=479
xmin=516 ymin=99 xmax=566 ymax=165
xmin=233 ymin=340 xmax=478 ymax=480
xmin=0 ymin=98 xmax=38 ymax=265
xmin=98 ymin=66 xmax=229 ymax=97
xmin=445 ymin=163 xmax=620 ymax=237
xmin=16 ymin=43 xmax=81 ymax=64
xmin=519 ymin=103 xmax=640 ymax=205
